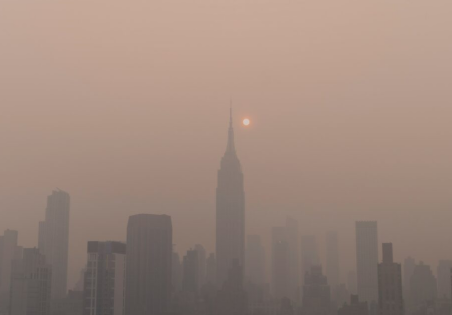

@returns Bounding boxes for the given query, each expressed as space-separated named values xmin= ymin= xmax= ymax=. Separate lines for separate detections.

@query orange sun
xmin=243 ymin=118 xmax=250 ymax=126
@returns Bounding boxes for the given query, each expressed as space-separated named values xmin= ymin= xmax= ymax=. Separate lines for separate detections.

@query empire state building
xmin=216 ymin=110 xmax=245 ymax=287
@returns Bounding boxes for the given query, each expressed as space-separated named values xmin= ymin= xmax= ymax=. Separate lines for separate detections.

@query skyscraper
xmin=246 ymin=235 xmax=266 ymax=285
xmin=9 ymin=248 xmax=52 ymax=315
xmin=0 ymin=229 xmax=22 ymax=311
xmin=272 ymin=227 xmax=291 ymax=300
xmin=300 ymin=265 xmax=332 ymax=315
xmin=402 ymin=257 xmax=415 ymax=308
xmin=409 ymin=262 xmax=437 ymax=313
xmin=377 ymin=243 xmax=404 ymax=315
xmin=205 ymin=253 xmax=216 ymax=286
xmin=38 ymin=189 xmax=70 ymax=299
xmin=301 ymin=235 xmax=319 ymax=280
xmin=182 ymin=249 xmax=199 ymax=293
xmin=83 ymin=241 xmax=126 ymax=315
xmin=194 ymin=244 xmax=207 ymax=288
xmin=436 ymin=260 xmax=452 ymax=299
xmin=326 ymin=231 xmax=340 ymax=299
xmin=126 ymin=214 xmax=172 ymax=315
xmin=216 ymin=109 xmax=245 ymax=287
xmin=355 ymin=221 xmax=379 ymax=305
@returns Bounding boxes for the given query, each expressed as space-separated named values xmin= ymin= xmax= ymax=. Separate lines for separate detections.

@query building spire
xmin=226 ymin=105 xmax=236 ymax=154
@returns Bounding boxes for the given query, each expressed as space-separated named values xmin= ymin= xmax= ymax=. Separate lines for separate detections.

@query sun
xmin=243 ymin=118 xmax=250 ymax=126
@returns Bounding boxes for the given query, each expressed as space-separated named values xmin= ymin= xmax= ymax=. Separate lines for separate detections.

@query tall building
xmin=194 ymin=244 xmax=207 ymax=288
xmin=338 ymin=295 xmax=369 ymax=315
xmin=126 ymin=214 xmax=172 ymax=315
xmin=377 ymin=243 xmax=404 ymax=315
xmin=83 ymin=241 xmax=126 ymax=315
xmin=182 ymin=249 xmax=199 ymax=293
xmin=355 ymin=221 xmax=379 ymax=305
xmin=272 ymin=227 xmax=291 ymax=300
xmin=300 ymin=265 xmax=332 ymax=315
xmin=9 ymin=248 xmax=52 ymax=315
xmin=301 ymin=235 xmax=319 ymax=280
xmin=326 ymin=231 xmax=340 ymax=299
xmin=436 ymin=260 xmax=452 ymax=299
xmin=205 ymin=253 xmax=216 ymax=286
xmin=38 ymin=189 xmax=70 ymax=299
xmin=409 ymin=262 xmax=437 ymax=312
xmin=0 ymin=229 xmax=22 ymax=311
xmin=246 ymin=235 xmax=266 ymax=285
xmin=216 ymin=259 xmax=248 ymax=315
xmin=402 ymin=257 xmax=415 ymax=307
xmin=216 ymin=109 xmax=245 ymax=287
xmin=172 ymin=251 xmax=183 ymax=293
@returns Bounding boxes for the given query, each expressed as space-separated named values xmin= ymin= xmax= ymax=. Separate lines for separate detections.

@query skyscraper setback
xmin=355 ymin=221 xmax=379 ymax=306
xmin=216 ymin=110 xmax=245 ymax=287
xmin=38 ymin=189 xmax=70 ymax=299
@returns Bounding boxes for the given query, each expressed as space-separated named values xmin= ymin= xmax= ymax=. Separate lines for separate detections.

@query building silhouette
xmin=326 ymin=231 xmax=340 ymax=301
xmin=436 ymin=260 xmax=452 ymax=299
xmin=205 ymin=253 xmax=216 ymax=286
xmin=355 ymin=221 xmax=379 ymax=306
xmin=38 ymin=189 xmax=70 ymax=299
xmin=246 ymin=235 xmax=266 ymax=285
xmin=172 ymin=251 xmax=183 ymax=293
xmin=83 ymin=241 xmax=126 ymax=315
xmin=125 ymin=214 xmax=172 ymax=315
xmin=300 ymin=265 xmax=332 ymax=315
xmin=402 ymin=257 xmax=415 ymax=308
xmin=194 ymin=244 xmax=207 ymax=288
xmin=216 ymin=109 xmax=245 ymax=287
xmin=338 ymin=295 xmax=369 ymax=315
xmin=409 ymin=262 xmax=437 ymax=313
xmin=348 ymin=270 xmax=358 ymax=295
xmin=272 ymin=227 xmax=291 ymax=300
xmin=286 ymin=217 xmax=300 ymax=301
xmin=0 ymin=229 xmax=22 ymax=312
xmin=216 ymin=259 xmax=248 ymax=315
xmin=377 ymin=243 xmax=404 ymax=315
xmin=9 ymin=248 xmax=52 ymax=315
xmin=301 ymin=235 xmax=319 ymax=282
xmin=183 ymin=249 xmax=199 ymax=293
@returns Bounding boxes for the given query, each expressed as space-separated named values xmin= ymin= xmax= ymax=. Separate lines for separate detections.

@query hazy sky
xmin=2 ymin=0 xmax=452 ymax=287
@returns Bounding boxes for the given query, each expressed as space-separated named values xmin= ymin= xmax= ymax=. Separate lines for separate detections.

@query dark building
xmin=183 ymin=249 xmax=199 ymax=293
xmin=9 ymin=248 xmax=52 ymax=315
xmin=301 ymin=235 xmax=319 ymax=282
xmin=216 ymin=109 xmax=245 ymax=287
xmin=403 ymin=257 xmax=415 ymax=308
xmin=0 ymin=229 xmax=22 ymax=312
xmin=205 ymin=253 xmax=216 ymax=286
xmin=125 ymin=214 xmax=172 ymax=315
xmin=246 ymin=235 xmax=266 ymax=286
xmin=355 ymin=221 xmax=379 ymax=305
xmin=83 ymin=241 xmax=126 ymax=315
xmin=377 ymin=243 xmax=404 ymax=315
xmin=172 ymin=251 xmax=183 ymax=293
xmin=194 ymin=244 xmax=207 ymax=288
xmin=38 ymin=189 xmax=70 ymax=299
xmin=436 ymin=260 xmax=452 ymax=299
xmin=338 ymin=295 xmax=369 ymax=315
xmin=301 ymin=265 xmax=332 ymax=315
xmin=409 ymin=262 xmax=437 ymax=313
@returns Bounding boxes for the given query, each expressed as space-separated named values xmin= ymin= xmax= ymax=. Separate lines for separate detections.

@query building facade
xmin=355 ymin=221 xmax=379 ymax=305
xmin=83 ymin=241 xmax=126 ymax=315
xmin=125 ymin=214 xmax=172 ymax=315
xmin=0 ymin=229 xmax=22 ymax=312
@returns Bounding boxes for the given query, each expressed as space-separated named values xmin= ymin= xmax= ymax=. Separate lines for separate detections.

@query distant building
xmin=0 ymin=229 xmax=22 ymax=311
xmin=246 ymin=235 xmax=266 ymax=285
xmin=437 ymin=260 xmax=452 ymax=299
xmin=83 ymin=241 xmax=126 ymax=315
xmin=194 ymin=244 xmax=207 ymax=288
xmin=286 ymin=217 xmax=300 ymax=301
xmin=38 ymin=189 xmax=70 ymax=299
xmin=403 ymin=257 xmax=415 ymax=308
xmin=183 ymin=249 xmax=199 ymax=293
xmin=272 ymin=227 xmax=291 ymax=300
xmin=216 ymin=259 xmax=248 ymax=315
xmin=409 ymin=262 xmax=437 ymax=312
xmin=355 ymin=221 xmax=379 ymax=305
xmin=347 ymin=271 xmax=358 ymax=295
xmin=301 ymin=265 xmax=332 ymax=315
xmin=172 ymin=251 xmax=183 ymax=292
xmin=52 ymin=290 xmax=83 ymax=315
xmin=10 ymin=248 xmax=52 ymax=315
xmin=216 ymin=109 xmax=245 ymax=287
xmin=338 ymin=295 xmax=369 ymax=315
xmin=205 ymin=253 xmax=216 ymax=286
xmin=377 ymin=243 xmax=404 ymax=315
xmin=326 ymin=231 xmax=340 ymax=300
xmin=301 ymin=235 xmax=319 ymax=281
xmin=125 ymin=214 xmax=172 ymax=315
